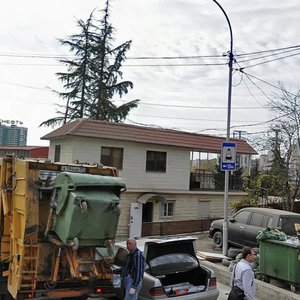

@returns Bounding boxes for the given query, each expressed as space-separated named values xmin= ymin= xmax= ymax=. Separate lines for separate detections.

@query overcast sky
xmin=0 ymin=0 xmax=299 ymax=149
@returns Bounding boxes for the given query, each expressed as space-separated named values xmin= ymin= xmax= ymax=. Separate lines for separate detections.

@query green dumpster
xmin=259 ymin=238 xmax=300 ymax=291
xmin=52 ymin=172 xmax=126 ymax=248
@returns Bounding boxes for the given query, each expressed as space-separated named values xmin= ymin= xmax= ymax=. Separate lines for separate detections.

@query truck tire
xmin=0 ymin=280 xmax=13 ymax=300
xmin=212 ymin=231 xmax=222 ymax=248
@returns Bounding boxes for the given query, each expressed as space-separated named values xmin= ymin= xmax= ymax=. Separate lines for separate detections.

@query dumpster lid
xmin=53 ymin=172 xmax=126 ymax=188
xmin=53 ymin=172 xmax=126 ymax=214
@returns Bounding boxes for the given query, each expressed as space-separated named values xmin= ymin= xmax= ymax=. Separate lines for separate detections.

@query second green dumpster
xmin=259 ymin=238 xmax=300 ymax=292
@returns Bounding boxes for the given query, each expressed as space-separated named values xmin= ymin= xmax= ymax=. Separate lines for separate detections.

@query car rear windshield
xmin=146 ymin=253 xmax=198 ymax=276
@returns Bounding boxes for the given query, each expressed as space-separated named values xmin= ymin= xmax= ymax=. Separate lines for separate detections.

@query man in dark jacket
xmin=121 ymin=238 xmax=145 ymax=300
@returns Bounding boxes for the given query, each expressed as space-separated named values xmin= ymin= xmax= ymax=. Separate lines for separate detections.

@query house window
xmin=101 ymin=147 xmax=123 ymax=169
xmin=54 ymin=145 xmax=61 ymax=162
xmin=160 ymin=201 xmax=174 ymax=217
xmin=146 ymin=151 xmax=166 ymax=172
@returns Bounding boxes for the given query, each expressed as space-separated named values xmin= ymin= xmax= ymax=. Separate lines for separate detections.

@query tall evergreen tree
xmin=40 ymin=0 xmax=139 ymax=127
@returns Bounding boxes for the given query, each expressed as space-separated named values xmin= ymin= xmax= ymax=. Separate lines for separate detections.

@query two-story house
xmin=41 ymin=119 xmax=257 ymax=238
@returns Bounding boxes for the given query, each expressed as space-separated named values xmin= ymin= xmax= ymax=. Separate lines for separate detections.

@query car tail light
xmin=95 ymin=288 xmax=103 ymax=294
xmin=208 ymin=277 xmax=217 ymax=290
xmin=149 ymin=286 xmax=166 ymax=296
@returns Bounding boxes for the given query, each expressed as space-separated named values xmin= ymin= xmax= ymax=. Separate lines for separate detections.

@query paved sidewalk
xmin=216 ymin=281 xmax=231 ymax=300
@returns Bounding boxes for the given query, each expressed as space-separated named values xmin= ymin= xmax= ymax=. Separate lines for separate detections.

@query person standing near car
xmin=228 ymin=247 xmax=256 ymax=300
xmin=121 ymin=237 xmax=145 ymax=300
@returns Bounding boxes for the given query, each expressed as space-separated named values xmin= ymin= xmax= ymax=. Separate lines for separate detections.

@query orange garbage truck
xmin=0 ymin=155 xmax=126 ymax=299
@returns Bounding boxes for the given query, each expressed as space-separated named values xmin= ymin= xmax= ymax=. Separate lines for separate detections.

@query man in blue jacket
xmin=121 ymin=238 xmax=145 ymax=300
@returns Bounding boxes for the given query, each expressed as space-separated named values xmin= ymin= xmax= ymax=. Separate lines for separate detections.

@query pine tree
xmin=87 ymin=1 xmax=139 ymax=122
xmin=40 ymin=0 xmax=139 ymax=127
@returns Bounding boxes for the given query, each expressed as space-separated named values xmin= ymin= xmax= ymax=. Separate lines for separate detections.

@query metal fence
xmin=190 ymin=172 xmax=243 ymax=191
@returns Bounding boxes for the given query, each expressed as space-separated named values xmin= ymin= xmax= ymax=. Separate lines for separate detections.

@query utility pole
xmin=212 ymin=0 xmax=234 ymax=257
xmin=233 ymin=130 xmax=247 ymax=139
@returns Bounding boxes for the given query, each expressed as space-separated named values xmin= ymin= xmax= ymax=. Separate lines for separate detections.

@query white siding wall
xmin=120 ymin=143 xmax=190 ymax=190
xmin=48 ymin=136 xmax=191 ymax=191
xmin=48 ymin=138 xmax=75 ymax=163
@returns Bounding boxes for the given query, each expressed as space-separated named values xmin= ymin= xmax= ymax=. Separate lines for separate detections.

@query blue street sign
xmin=221 ymin=142 xmax=237 ymax=171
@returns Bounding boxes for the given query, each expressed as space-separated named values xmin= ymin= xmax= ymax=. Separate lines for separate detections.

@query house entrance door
xmin=129 ymin=202 xmax=142 ymax=238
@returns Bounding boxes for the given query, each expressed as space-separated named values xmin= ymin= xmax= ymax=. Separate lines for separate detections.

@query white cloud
xmin=0 ymin=0 xmax=299 ymax=147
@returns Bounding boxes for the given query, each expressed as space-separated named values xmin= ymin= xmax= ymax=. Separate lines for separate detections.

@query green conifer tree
xmin=40 ymin=0 xmax=139 ymax=127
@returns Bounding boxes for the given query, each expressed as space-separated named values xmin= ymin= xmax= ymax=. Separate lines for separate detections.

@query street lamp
xmin=212 ymin=0 xmax=234 ymax=256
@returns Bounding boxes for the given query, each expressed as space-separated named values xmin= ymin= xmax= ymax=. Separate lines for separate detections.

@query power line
xmin=0 ymin=80 xmax=51 ymax=91
xmin=0 ymin=63 xmax=61 ymax=66
xmin=123 ymin=62 xmax=227 ymax=67
xmin=230 ymin=113 xmax=290 ymax=129
xmin=126 ymin=54 xmax=225 ymax=60
xmin=235 ymin=44 xmax=300 ymax=57
xmin=237 ymin=47 xmax=300 ymax=64
xmin=131 ymin=113 xmax=264 ymax=123
xmin=125 ymin=118 xmax=282 ymax=136
xmin=234 ymin=60 xmax=268 ymax=107
xmin=1 ymin=51 xmax=297 ymax=68
xmin=0 ymin=53 xmax=71 ymax=59
xmin=242 ymin=72 xmax=274 ymax=102
xmin=1 ymin=45 xmax=299 ymax=68
xmin=239 ymin=70 xmax=299 ymax=98
xmin=115 ymin=100 xmax=265 ymax=110
xmin=238 ymin=51 xmax=300 ymax=69
xmin=0 ymin=61 xmax=227 ymax=67
xmin=1 ymin=44 xmax=300 ymax=60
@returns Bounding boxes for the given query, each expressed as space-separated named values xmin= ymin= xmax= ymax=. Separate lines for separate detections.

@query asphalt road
xmin=193 ymin=231 xmax=224 ymax=253
xmin=193 ymin=232 xmax=234 ymax=299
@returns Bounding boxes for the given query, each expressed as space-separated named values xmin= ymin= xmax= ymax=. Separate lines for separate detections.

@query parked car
xmin=209 ymin=207 xmax=300 ymax=248
xmin=114 ymin=237 xmax=219 ymax=300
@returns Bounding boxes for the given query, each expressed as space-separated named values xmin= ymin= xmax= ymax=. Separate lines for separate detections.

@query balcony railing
xmin=190 ymin=172 xmax=244 ymax=191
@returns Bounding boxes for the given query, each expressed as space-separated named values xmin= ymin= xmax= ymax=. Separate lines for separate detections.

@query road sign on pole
xmin=221 ymin=142 xmax=237 ymax=171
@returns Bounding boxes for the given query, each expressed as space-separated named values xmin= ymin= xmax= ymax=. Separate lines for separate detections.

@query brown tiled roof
xmin=0 ymin=146 xmax=48 ymax=150
xmin=41 ymin=119 xmax=257 ymax=154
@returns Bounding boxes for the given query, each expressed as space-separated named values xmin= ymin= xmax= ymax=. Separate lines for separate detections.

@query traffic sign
xmin=221 ymin=142 xmax=237 ymax=171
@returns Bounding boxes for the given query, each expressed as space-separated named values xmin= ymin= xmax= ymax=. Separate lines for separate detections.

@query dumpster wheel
xmin=261 ymin=275 xmax=270 ymax=283
xmin=290 ymin=284 xmax=296 ymax=293
xmin=71 ymin=237 xmax=79 ymax=250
